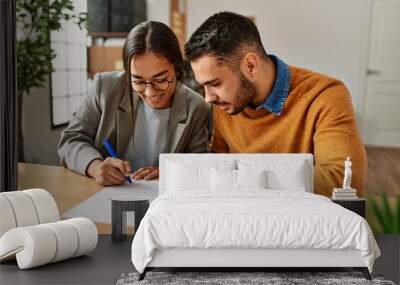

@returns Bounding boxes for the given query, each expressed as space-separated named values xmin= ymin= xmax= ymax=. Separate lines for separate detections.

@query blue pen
xmin=103 ymin=139 xmax=133 ymax=184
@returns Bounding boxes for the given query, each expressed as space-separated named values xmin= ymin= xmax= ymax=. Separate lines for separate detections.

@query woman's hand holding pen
xmin=132 ymin=167 xmax=159 ymax=180
xmin=87 ymin=158 xmax=132 ymax=186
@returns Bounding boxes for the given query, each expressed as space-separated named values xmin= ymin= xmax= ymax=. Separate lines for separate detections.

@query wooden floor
xmin=365 ymin=147 xmax=400 ymax=197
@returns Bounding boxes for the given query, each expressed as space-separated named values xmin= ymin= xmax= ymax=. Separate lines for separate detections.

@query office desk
xmin=18 ymin=163 xmax=110 ymax=233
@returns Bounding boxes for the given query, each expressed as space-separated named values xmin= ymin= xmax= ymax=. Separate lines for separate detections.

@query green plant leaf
xmin=367 ymin=197 xmax=380 ymax=234
xmin=396 ymin=195 xmax=400 ymax=234
xmin=369 ymin=196 xmax=391 ymax=233
xmin=381 ymin=192 xmax=394 ymax=233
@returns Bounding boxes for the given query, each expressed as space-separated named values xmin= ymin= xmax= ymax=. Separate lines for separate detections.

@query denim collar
xmin=256 ymin=55 xmax=291 ymax=116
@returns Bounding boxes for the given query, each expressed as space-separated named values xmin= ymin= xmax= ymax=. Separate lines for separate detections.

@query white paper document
xmin=62 ymin=180 xmax=159 ymax=224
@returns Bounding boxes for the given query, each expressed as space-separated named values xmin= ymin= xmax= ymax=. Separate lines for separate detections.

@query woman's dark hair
xmin=185 ymin=12 xmax=268 ymax=64
xmin=123 ymin=21 xmax=184 ymax=85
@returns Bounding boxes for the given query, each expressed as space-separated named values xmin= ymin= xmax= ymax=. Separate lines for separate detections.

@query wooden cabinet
xmin=88 ymin=44 xmax=124 ymax=77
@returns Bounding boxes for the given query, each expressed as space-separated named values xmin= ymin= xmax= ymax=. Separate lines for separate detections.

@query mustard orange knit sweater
xmin=211 ymin=66 xmax=367 ymax=197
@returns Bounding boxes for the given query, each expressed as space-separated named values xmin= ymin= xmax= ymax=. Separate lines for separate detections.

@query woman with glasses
xmin=58 ymin=21 xmax=210 ymax=186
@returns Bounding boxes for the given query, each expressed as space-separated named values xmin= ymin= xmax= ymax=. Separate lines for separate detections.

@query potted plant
xmin=16 ymin=0 xmax=87 ymax=161
xmin=368 ymin=192 xmax=400 ymax=284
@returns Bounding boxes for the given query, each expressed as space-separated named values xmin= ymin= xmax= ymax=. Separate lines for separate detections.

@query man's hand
xmin=132 ymin=167 xmax=159 ymax=180
xmin=87 ymin=158 xmax=132 ymax=186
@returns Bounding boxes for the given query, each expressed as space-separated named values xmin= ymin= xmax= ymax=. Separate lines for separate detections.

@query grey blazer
xmin=58 ymin=71 xmax=210 ymax=176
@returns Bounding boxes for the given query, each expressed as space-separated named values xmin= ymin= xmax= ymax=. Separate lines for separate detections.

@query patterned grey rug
xmin=116 ymin=271 xmax=396 ymax=285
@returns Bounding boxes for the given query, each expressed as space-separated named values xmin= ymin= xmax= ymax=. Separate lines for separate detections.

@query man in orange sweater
xmin=185 ymin=12 xmax=367 ymax=197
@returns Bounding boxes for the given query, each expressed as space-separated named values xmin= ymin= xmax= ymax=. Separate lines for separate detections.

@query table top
xmin=0 ymin=235 xmax=133 ymax=285
xmin=18 ymin=163 xmax=108 ymax=233
xmin=18 ymin=163 xmax=103 ymax=213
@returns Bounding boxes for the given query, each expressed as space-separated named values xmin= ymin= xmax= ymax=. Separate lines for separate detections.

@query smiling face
xmin=130 ymin=51 xmax=177 ymax=109
xmin=191 ymin=55 xmax=256 ymax=115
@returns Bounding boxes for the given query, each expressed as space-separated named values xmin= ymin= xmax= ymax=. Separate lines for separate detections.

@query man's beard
xmin=229 ymin=72 xmax=257 ymax=115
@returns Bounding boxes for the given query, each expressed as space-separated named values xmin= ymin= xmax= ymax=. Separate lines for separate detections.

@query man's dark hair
xmin=123 ymin=21 xmax=184 ymax=84
xmin=185 ymin=12 xmax=268 ymax=64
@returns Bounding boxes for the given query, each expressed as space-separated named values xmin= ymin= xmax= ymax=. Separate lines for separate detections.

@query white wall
xmin=146 ymin=0 xmax=170 ymax=25
xmin=22 ymin=79 xmax=63 ymax=165
xmin=51 ymin=0 xmax=88 ymax=127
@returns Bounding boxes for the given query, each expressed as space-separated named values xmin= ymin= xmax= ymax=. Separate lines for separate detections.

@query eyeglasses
xmin=131 ymin=75 xmax=175 ymax=93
